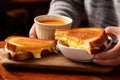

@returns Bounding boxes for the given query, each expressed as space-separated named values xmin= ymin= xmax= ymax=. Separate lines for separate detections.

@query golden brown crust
xmin=55 ymin=27 xmax=109 ymax=54
xmin=4 ymin=36 xmax=57 ymax=61
xmin=89 ymin=30 xmax=108 ymax=49
xmin=89 ymin=40 xmax=108 ymax=54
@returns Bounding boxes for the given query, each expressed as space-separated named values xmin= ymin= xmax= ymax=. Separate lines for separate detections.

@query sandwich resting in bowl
xmin=55 ymin=27 xmax=110 ymax=55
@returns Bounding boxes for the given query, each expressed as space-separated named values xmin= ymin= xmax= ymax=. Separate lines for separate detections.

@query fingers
xmin=93 ymin=27 xmax=120 ymax=66
xmin=93 ymin=57 xmax=120 ymax=66
xmin=105 ymin=26 xmax=118 ymax=34
xmin=94 ymin=44 xmax=120 ymax=59
xmin=105 ymin=26 xmax=120 ymax=39
xmin=93 ymin=50 xmax=120 ymax=66
xmin=29 ymin=23 xmax=37 ymax=38
xmin=93 ymin=42 xmax=120 ymax=66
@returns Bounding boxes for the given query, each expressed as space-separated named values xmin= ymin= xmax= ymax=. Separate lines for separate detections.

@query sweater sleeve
xmin=47 ymin=0 xmax=85 ymax=28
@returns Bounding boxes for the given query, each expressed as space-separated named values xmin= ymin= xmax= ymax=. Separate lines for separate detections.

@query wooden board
xmin=0 ymin=48 xmax=113 ymax=74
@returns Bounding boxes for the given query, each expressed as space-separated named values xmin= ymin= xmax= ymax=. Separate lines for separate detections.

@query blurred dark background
xmin=0 ymin=0 xmax=50 ymax=40
xmin=0 ymin=0 xmax=88 ymax=40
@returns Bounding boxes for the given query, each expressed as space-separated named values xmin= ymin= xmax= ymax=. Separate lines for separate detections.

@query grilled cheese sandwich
xmin=4 ymin=36 xmax=56 ymax=61
xmin=55 ymin=28 xmax=109 ymax=54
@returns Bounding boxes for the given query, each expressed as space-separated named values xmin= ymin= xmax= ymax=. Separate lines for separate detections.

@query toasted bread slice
xmin=55 ymin=28 xmax=109 ymax=54
xmin=4 ymin=36 xmax=56 ymax=61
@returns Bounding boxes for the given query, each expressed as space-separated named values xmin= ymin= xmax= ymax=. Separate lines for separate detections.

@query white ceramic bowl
xmin=57 ymin=37 xmax=112 ymax=62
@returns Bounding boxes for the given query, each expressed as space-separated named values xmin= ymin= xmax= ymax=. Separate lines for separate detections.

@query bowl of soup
xmin=34 ymin=15 xmax=73 ymax=40
xmin=40 ymin=20 xmax=65 ymax=25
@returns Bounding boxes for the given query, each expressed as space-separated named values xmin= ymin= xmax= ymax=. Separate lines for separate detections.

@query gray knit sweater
xmin=48 ymin=0 xmax=120 ymax=28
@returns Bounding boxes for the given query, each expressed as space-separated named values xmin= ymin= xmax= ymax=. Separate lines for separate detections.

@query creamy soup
xmin=40 ymin=20 xmax=65 ymax=25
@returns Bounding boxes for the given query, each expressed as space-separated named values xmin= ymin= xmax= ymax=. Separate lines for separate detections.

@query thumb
xmin=105 ymin=26 xmax=120 ymax=39
xmin=29 ymin=23 xmax=37 ymax=38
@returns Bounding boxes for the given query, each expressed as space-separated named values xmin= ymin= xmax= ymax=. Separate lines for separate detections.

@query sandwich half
xmin=4 ymin=36 xmax=56 ymax=61
xmin=55 ymin=28 xmax=109 ymax=54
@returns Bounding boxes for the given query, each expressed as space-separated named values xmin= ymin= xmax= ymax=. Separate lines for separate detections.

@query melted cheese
xmin=4 ymin=45 xmax=16 ymax=57
xmin=4 ymin=45 xmax=52 ymax=58
xmin=60 ymin=36 xmax=108 ymax=52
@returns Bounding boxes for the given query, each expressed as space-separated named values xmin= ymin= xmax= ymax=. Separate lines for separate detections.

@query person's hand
xmin=93 ymin=26 xmax=120 ymax=66
xmin=29 ymin=23 xmax=37 ymax=38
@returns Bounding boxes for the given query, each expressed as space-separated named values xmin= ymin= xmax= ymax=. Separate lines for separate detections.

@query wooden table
xmin=0 ymin=41 xmax=120 ymax=80
xmin=0 ymin=62 xmax=120 ymax=80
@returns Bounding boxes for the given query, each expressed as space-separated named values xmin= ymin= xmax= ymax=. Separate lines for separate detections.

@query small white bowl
xmin=57 ymin=37 xmax=112 ymax=62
